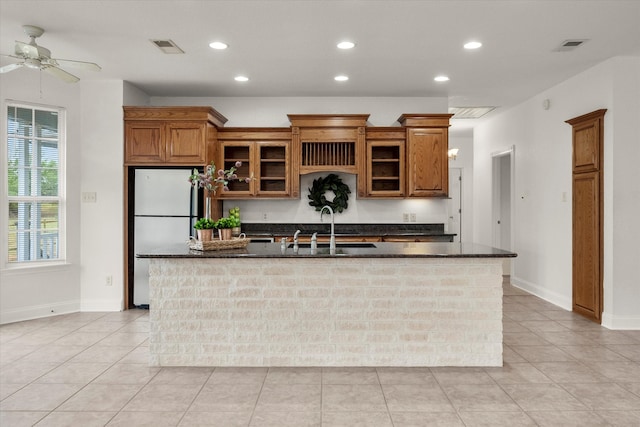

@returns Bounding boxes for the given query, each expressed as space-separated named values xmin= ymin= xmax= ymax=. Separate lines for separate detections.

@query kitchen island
xmin=138 ymin=242 xmax=515 ymax=367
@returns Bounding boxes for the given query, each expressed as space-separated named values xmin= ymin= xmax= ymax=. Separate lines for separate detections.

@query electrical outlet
xmin=105 ymin=275 xmax=112 ymax=286
xmin=82 ymin=192 xmax=97 ymax=203
xmin=402 ymin=213 xmax=409 ymax=222
xmin=262 ymin=213 xmax=268 ymax=221
xmin=410 ymin=213 xmax=417 ymax=222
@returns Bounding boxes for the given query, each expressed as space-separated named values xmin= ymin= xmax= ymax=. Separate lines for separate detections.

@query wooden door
xmin=124 ymin=121 xmax=164 ymax=164
xmin=406 ymin=128 xmax=448 ymax=197
xmin=566 ymin=109 xmax=606 ymax=323
xmin=165 ymin=121 xmax=206 ymax=164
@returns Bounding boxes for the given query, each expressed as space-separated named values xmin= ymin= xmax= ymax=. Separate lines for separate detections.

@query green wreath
xmin=307 ymin=174 xmax=351 ymax=213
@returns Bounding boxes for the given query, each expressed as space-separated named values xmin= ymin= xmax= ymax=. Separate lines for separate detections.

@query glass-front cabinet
xmin=217 ymin=128 xmax=292 ymax=198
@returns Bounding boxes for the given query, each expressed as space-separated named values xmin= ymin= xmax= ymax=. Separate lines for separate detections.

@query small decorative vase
xmin=219 ymin=228 xmax=233 ymax=241
xmin=232 ymin=226 xmax=241 ymax=237
xmin=197 ymin=229 xmax=213 ymax=242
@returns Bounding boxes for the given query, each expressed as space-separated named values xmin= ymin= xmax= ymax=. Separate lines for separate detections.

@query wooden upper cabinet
xmin=125 ymin=121 xmax=164 ymax=163
xmin=123 ymin=106 xmax=227 ymax=166
xmin=363 ymin=128 xmax=406 ymax=198
xmin=406 ymin=128 xmax=448 ymax=197
xmin=567 ymin=110 xmax=605 ymax=173
xmin=399 ymin=114 xmax=453 ymax=198
xmin=217 ymin=128 xmax=293 ymax=198
xmin=165 ymin=121 xmax=207 ymax=163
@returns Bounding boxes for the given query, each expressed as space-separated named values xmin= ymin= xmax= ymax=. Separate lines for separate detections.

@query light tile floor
xmin=1 ymin=281 xmax=640 ymax=426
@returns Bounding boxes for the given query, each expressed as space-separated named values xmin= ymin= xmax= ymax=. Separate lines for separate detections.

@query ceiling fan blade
xmin=15 ymin=41 xmax=39 ymax=59
xmin=0 ymin=62 xmax=24 ymax=73
xmin=43 ymin=65 xmax=79 ymax=83
xmin=51 ymin=58 xmax=101 ymax=71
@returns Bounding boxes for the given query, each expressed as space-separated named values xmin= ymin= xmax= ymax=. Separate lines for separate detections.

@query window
xmin=5 ymin=103 xmax=65 ymax=265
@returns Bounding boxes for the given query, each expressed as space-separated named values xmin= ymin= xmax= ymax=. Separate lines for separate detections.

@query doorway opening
xmin=492 ymin=147 xmax=515 ymax=276
xmin=447 ymin=167 xmax=462 ymax=242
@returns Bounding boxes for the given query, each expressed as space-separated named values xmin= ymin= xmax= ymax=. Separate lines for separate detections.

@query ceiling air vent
xmin=448 ymin=107 xmax=496 ymax=119
xmin=150 ymin=39 xmax=184 ymax=54
xmin=554 ymin=39 xmax=589 ymax=52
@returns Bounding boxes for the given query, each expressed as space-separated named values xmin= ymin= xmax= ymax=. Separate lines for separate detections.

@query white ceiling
xmin=1 ymin=0 xmax=639 ymax=127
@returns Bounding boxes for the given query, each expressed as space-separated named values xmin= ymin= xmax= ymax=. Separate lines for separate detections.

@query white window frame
xmin=2 ymin=100 xmax=67 ymax=269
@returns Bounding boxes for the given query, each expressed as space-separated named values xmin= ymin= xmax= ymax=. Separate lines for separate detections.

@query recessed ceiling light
xmin=209 ymin=41 xmax=228 ymax=50
xmin=334 ymin=75 xmax=349 ymax=82
xmin=464 ymin=41 xmax=482 ymax=50
xmin=337 ymin=41 xmax=355 ymax=49
xmin=234 ymin=76 xmax=249 ymax=82
xmin=434 ymin=75 xmax=450 ymax=82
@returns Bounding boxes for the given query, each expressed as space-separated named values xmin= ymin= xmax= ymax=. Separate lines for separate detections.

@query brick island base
xmin=148 ymin=257 xmax=503 ymax=367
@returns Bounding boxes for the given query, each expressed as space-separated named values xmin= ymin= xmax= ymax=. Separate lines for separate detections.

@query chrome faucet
xmin=320 ymin=205 xmax=336 ymax=255
xmin=293 ymin=229 xmax=301 ymax=253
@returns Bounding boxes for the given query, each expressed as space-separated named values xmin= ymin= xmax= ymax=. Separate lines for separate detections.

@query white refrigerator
xmin=134 ymin=169 xmax=197 ymax=307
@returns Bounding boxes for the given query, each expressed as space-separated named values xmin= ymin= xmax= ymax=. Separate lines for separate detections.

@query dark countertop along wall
xmin=241 ymin=223 xmax=455 ymax=238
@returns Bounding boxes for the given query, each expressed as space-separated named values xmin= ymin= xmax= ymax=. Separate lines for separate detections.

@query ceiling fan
xmin=0 ymin=25 xmax=101 ymax=83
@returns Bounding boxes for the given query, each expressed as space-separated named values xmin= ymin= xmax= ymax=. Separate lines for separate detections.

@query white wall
xmin=79 ymin=80 xmax=133 ymax=312
xmin=150 ymin=96 xmax=447 ymax=127
xmin=0 ymin=70 xmax=82 ymax=323
xmin=474 ymin=56 xmax=640 ymax=328
xmin=607 ymin=57 xmax=640 ymax=328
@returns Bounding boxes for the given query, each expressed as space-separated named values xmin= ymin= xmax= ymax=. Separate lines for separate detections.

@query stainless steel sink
xmin=288 ymin=242 xmax=377 ymax=249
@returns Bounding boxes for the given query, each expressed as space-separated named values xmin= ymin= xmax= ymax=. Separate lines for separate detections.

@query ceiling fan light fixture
xmin=209 ymin=41 xmax=228 ymax=50
xmin=24 ymin=58 xmax=42 ymax=69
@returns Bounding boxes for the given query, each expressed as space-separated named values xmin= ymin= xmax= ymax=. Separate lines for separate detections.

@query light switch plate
xmin=82 ymin=192 xmax=97 ymax=203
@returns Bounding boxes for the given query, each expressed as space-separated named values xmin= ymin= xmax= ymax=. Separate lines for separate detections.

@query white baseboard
xmin=510 ymin=276 xmax=572 ymax=311
xmin=80 ymin=299 xmax=123 ymax=312
xmin=0 ymin=300 xmax=80 ymax=325
xmin=602 ymin=312 xmax=640 ymax=330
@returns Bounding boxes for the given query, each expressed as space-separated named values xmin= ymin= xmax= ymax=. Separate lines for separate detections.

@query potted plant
xmin=229 ymin=206 xmax=241 ymax=236
xmin=193 ymin=218 xmax=215 ymax=241
xmin=214 ymin=216 xmax=236 ymax=240
xmin=188 ymin=161 xmax=252 ymax=219
xmin=188 ymin=162 xmax=252 ymax=241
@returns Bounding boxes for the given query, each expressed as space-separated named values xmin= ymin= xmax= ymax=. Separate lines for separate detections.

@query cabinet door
xmin=165 ymin=122 xmax=206 ymax=164
xmin=218 ymin=141 xmax=254 ymax=197
xmin=573 ymin=171 xmax=601 ymax=321
xmin=366 ymin=140 xmax=405 ymax=197
xmin=125 ymin=121 xmax=164 ymax=164
xmin=407 ymin=128 xmax=448 ymax=197
xmin=256 ymin=141 xmax=290 ymax=197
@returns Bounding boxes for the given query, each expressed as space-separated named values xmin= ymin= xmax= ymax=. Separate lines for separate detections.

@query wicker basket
xmin=188 ymin=236 xmax=250 ymax=251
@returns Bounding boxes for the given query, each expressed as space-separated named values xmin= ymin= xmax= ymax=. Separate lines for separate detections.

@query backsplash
xmin=221 ymin=173 xmax=451 ymax=226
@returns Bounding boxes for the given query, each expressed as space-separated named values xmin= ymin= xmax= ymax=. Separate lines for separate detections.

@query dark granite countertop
xmin=137 ymin=242 xmax=516 ymax=259
xmin=240 ymin=223 xmax=456 ymax=238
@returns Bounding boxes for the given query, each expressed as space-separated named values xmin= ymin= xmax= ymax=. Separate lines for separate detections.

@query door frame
xmin=448 ymin=167 xmax=463 ymax=242
xmin=491 ymin=146 xmax=515 ymax=276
